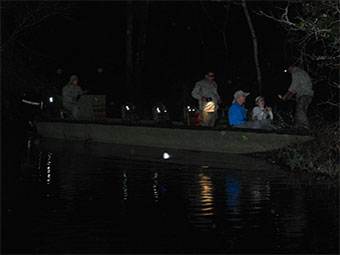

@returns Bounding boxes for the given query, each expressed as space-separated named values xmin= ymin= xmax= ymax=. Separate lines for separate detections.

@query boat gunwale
xmin=38 ymin=119 xmax=313 ymax=137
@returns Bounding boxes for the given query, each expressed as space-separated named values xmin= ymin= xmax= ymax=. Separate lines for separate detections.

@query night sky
xmin=3 ymin=1 xmax=299 ymax=118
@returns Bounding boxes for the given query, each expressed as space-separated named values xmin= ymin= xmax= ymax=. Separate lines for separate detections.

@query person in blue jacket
xmin=228 ymin=90 xmax=272 ymax=130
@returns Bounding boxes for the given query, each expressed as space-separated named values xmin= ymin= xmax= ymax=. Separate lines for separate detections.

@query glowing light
xmin=49 ymin=97 xmax=54 ymax=103
xmin=156 ymin=107 xmax=161 ymax=113
xmin=163 ymin=152 xmax=170 ymax=160
xmin=284 ymin=69 xmax=288 ymax=73
xmin=125 ymin=105 xmax=130 ymax=111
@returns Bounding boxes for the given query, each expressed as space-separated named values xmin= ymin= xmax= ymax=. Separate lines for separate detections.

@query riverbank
xmin=266 ymin=122 xmax=339 ymax=180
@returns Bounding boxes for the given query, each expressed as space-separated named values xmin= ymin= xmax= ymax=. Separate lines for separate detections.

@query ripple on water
xmin=4 ymin=142 xmax=339 ymax=254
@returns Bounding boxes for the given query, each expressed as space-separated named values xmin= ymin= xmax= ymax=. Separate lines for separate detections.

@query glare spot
xmin=163 ymin=152 xmax=170 ymax=160
xmin=49 ymin=97 xmax=54 ymax=103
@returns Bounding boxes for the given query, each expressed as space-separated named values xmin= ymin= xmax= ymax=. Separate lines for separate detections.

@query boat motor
xmin=121 ymin=103 xmax=139 ymax=123
xmin=20 ymin=89 xmax=44 ymax=145
xmin=152 ymin=103 xmax=171 ymax=125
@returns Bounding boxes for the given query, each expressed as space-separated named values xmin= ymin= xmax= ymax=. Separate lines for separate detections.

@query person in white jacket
xmin=252 ymin=96 xmax=273 ymax=121
xmin=191 ymin=71 xmax=222 ymax=127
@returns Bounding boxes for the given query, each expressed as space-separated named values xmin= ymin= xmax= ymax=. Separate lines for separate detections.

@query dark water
xmin=3 ymin=139 xmax=339 ymax=254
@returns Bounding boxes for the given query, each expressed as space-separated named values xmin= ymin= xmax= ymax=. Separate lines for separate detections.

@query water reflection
xmin=153 ymin=172 xmax=159 ymax=202
xmin=225 ymin=174 xmax=241 ymax=221
xmin=199 ymin=173 xmax=214 ymax=216
xmin=46 ymin=152 xmax=53 ymax=185
xmin=249 ymin=178 xmax=271 ymax=209
xmin=186 ymin=172 xmax=215 ymax=231
xmin=37 ymin=151 xmax=43 ymax=182
xmin=10 ymin=141 xmax=338 ymax=254
xmin=123 ymin=170 xmax=128 ymax=201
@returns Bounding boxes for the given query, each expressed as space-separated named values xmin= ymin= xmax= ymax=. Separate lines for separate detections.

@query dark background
xmin=2 ymin=1 xmax=308 ymax=120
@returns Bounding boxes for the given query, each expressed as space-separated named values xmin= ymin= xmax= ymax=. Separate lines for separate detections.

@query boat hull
xmin=36 ymin=121 xmax=313 ymax=154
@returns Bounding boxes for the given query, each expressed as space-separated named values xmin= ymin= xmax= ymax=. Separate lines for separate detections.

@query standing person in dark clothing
xmin=281 ymin=65 xmax=314 ymax=129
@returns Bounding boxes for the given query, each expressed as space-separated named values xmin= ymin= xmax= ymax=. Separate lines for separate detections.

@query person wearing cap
xmin=281 ymin=65 xmax=314 ymax=129
xmin=191 ymin=71 xmax=222 ymax=127
xmin=252 ymin=96 xmax=273 ymax=121
xmin=62 ymin=75 xmax=83 ymax=119
xmin=228 ymin=90 xmax=272 ymax=130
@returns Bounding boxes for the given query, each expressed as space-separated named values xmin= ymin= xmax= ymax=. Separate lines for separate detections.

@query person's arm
xmin=192 ymin=82 xmax=206 ymax=101
xmin=282 ymin=91 xmax=295 ymax=100
xmin=267 ymin=107 xmax=274 ymax=120
xmin=228 ymin=105 xmax=245 ymax=126
xmin=213 ymin=82 xmax=222 ymax=103
xmin=283 ymin=72 xmax=298 ymax=100
xmin=252 ymin=107 xmax=261 ymax=120
xmin=62 ymin=86 xmax=74 ymax=103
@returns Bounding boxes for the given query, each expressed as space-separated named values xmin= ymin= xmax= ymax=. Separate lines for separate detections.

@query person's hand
xmin=252 ymin=116 xmax=258 ymax=120
xmin=267 ymin=107 xmax=272 ymax=112
xmin=202 ymin=96 xmax=207 ymax=102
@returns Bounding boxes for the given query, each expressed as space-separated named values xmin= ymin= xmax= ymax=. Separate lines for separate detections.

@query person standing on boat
xmin=191 ymin=71 xmax=222 ymax=127
xmin=281 ymin=65 xmax=314 ymax=129
xmin=228 ymin=90 xmax=272 ymax=130
xmin=62 ymin=75 xmax=83 ymax=119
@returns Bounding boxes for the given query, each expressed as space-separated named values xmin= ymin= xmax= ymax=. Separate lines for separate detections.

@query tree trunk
xmin=134 ymin=1 xmax=149 ymax=102
xmin=241 ymin=0 xmax=262 ymax=94
xmin=126 ymin=0 xmax=134 ymax=101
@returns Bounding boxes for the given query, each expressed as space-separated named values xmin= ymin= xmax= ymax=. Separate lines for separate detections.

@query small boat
xmin=36 ymin=118 xmax=313 ymax=154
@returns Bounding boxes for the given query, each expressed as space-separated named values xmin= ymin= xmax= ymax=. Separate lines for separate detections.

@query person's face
xmin=257 ymin=99 xmax=265 ymax=107
xmin=288 ymin=66 xmax=295 ymax=73
xmin=237 ymin=95 xmax=246 ymax=105
xmin=72 ymin=79 xmax=78 ymax=86
xmin=205 ymin=72 xmax=215 ymax=81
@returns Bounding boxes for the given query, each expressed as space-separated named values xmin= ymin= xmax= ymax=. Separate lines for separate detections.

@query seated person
xmin=252 ymin=96 xmax=273 ymax=121
xmin=228 ymin=90 xmax=272 ymax=130
xmin=62 ymin=75 xmax=83 ymax=119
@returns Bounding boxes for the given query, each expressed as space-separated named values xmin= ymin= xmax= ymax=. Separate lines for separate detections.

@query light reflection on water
xmin=4 ymin=143 xmax=339 ymax=254
xmin=225 ymin=175 xmax=241 ymax=221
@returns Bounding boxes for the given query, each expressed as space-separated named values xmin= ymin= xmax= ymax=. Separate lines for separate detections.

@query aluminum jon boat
xmin=35 ymin=119 xmax=314 ymax=154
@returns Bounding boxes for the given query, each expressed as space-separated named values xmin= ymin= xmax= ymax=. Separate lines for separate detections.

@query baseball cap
xmin=232 ymin=90 xmax=250 ymax=103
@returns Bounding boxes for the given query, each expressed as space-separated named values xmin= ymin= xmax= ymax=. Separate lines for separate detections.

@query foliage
xmin=1 ymin=2 xmax=72 ymax=117
xmin=256 ymin=0 xmax=339 ymax=108
xmin=271 ymin=121 xmax=339 ymax=178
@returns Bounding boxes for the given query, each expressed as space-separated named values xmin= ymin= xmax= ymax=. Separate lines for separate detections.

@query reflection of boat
xmin=36 ymin=120 xmax=313 ymax=154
